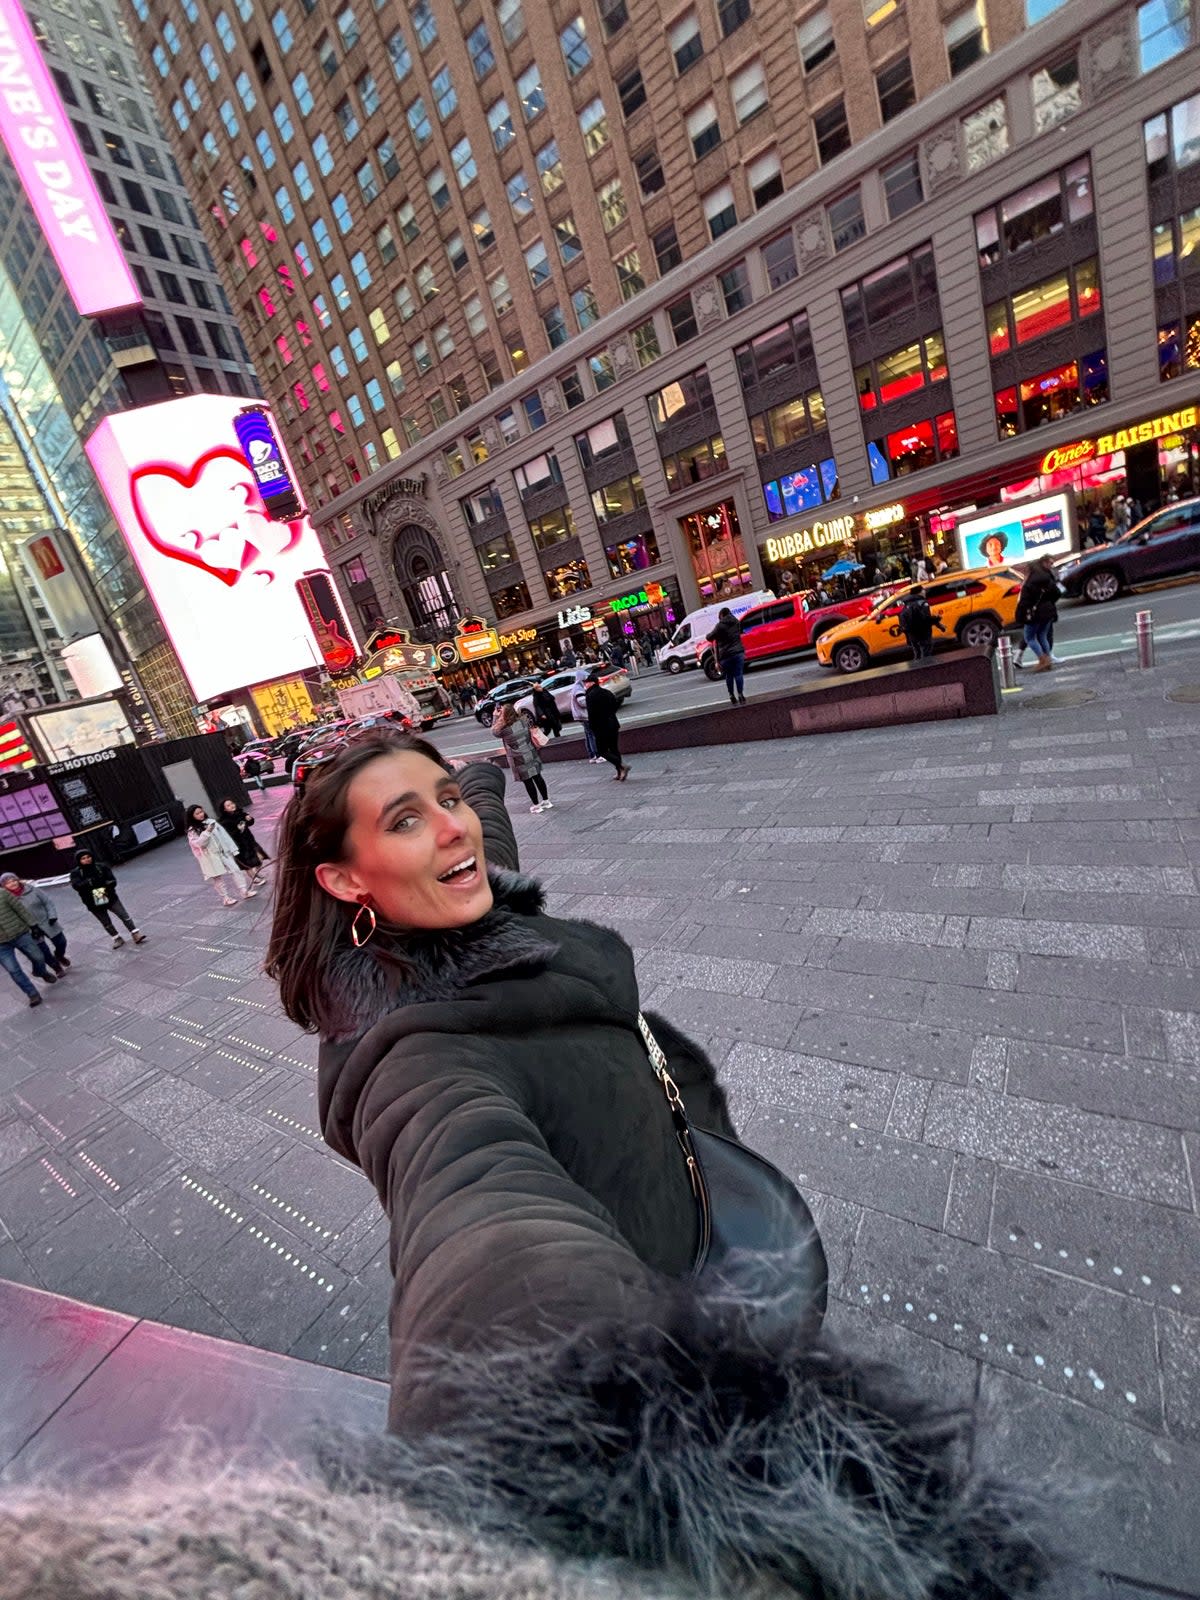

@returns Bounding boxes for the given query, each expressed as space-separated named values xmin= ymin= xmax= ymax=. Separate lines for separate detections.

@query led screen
xmin=86 ymin=395 xmax=357 ymax=702
xmin=955 ymin=491 xmax=1075 ymax=570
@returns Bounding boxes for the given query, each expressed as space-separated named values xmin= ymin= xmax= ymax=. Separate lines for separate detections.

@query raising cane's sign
xmin=0 ymin=0 xmax=141 ymax=316
xmin=1039 ymin=406 xmax=1198 ymax=475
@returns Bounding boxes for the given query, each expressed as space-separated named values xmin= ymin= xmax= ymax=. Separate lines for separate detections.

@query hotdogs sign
xmin=1039 ymin=406 xmax=1197 ymax=475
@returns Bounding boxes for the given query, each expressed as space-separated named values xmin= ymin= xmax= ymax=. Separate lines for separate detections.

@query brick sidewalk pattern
xmin=1 ymin=641 xmax=1198 ymax=1595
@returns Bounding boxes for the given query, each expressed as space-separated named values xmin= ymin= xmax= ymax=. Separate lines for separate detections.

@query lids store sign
xmin=1039 ymin=406 xmax=1198 ymax=474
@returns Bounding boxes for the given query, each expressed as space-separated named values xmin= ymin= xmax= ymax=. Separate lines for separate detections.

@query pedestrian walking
xmin=569 ymin=667 xmax=602 ymax=761
xmin=1016 ymin=555 xmax=1060 ymax=672
xmin=584 ymin=667 xmax=629 ymax=780
xmin=219 ymin=797 xmax=270 ymax=883
xmin=242 ymin=752 xmax=265 ymax=791
xmin=186 ymin=804 xmax=255 ymax=905
xmin=1 ymin=871 xmax=69 ymax=973
xmin=69 ymin=848 xmax=146 ymax=947
xmin=706 ymin=606 xmax=746 ymax=704
xmin=0 ymin=879 xmax=59 ymax=1006
xmin=491 ymin=701 xmax=552 ymax=813
xmin=256 ymin=731 xmax=1048 ymax=1600
xmin=530 ymin=682 xmax=563 ymax=739
xmin=896 ymin=585 xmax=946 ymax=661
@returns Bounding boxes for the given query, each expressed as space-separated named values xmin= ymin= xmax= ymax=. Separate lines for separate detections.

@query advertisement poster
xmin=86 ymin=395 xmax=358 ymax=702
xmin=956 ymin=491 xmax=1075 ymax=570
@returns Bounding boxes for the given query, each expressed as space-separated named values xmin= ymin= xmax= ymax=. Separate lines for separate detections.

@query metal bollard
xmin=1135 ymin=609 xmax=1155 ymax=670
xmin=996 ymin=632 xmax=1016 ymax=690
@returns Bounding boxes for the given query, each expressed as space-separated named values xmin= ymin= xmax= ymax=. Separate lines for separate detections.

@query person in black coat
xmin=262 ymin=731 xmax=1052 ymax=1600
xmin=68 ymin=848 xmax=146 ymax=948
xmin=706 ymin=607 xmax=746 ymax=704
xmin=1016 ymin=556 xmax=1060 ymax=672
xmin=530 ymin=683 xmax=563 ymax=738
xmin=583 ymin=669 xmax=629 ymax=780
xmin=896 ymin=586 xmax=947 ymax=661
xmin=219 ymin=797 xmax=270 ymax=883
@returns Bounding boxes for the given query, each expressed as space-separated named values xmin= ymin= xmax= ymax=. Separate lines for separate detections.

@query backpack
xmin=902 ymin=594 xmax=932 ymax=631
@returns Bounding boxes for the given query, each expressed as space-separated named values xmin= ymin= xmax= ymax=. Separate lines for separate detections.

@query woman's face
xmin=190 ymin=807 xmax=206 ymax=823
xmin=983 ymin=537 xmax=1003 ymax=564
xmin=315 ymin=751 xmax=492 ymax=930
xmin=221 ymin=800 xmax=237 ymax=814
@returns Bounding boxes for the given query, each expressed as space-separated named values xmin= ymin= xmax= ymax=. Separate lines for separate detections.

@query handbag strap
xmin=637 ymin=1012 xmax=712 ymax=1268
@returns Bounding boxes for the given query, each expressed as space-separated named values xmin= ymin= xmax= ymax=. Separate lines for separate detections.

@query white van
xmin=657 ymin=591 xmax=775 ymax=674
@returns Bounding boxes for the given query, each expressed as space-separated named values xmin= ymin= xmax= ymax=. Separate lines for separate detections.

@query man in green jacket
xmin=0 ymin=885 xmax=58 ymax=1007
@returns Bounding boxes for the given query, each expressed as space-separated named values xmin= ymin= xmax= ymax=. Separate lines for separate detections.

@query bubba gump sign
xmin=1040 ymin=405 xmax=1198 ymax=475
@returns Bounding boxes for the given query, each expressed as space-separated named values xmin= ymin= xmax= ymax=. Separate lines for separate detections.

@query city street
xmin=428 ymin=577 xmax=1200 ymax=759
xmin=1 ymin=630 xmax=1199 ymax=1596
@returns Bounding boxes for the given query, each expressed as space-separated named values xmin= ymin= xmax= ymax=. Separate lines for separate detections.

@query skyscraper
xmin=126 ymin=0 xmax=1200 ymax=677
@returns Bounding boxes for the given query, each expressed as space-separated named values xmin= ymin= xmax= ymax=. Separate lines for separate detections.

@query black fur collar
xmin=326 ymin=868 xmax=559 ymax=1039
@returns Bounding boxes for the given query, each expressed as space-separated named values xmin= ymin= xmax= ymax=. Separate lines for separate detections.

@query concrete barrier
xmin=534 ymin=648 xmax=1000 ymax=763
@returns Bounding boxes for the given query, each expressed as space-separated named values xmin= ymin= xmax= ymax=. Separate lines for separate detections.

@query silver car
xmin=515 ymin=666 xmax=631 ymax=720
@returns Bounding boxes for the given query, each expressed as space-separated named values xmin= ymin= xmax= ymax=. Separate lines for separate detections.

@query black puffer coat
xmin=69 ymin=849 xmax=118 ymax=909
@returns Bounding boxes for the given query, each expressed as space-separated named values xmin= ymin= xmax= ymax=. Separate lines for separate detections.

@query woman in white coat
xmin=185 ymin=804 xmax=256 ymax=906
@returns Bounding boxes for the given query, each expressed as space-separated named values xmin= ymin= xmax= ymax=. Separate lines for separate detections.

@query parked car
xmin=657 ymin=591 xmax=775 ymax=674
xmin=815 ymin=567 xmax=1024 ymax=673
xmin=291 ymin=737 xmax=350 ymax=788
xmin=696 ymin=587 xmax=901 ymax=679
xmin=473 ymin=676 xmax=543 ymax=725
xmin=1057 ymin=496 xmax=1200 ymax=603
xmin=232 ymin=738 xmax=278 ymax=776
xmin=513 ymin=665 xmax=632 ymax=719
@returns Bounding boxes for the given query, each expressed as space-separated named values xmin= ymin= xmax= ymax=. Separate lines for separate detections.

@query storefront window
xmin=867 ymin=411 xmax=958 ymax=482
xmin=1158 ymin=319 xmax=1183 ymax=380
xmin=543 ymin=557 xmax=591 ymax=598
xmin=762 ymin=458 xmax=839 ymax=520
xmin=995 ymin=386 xmax=1019 ymax=437
xmin=591 ymin=473 xmax=645 ymax=521
xmin=662 ymin=434 xmax=727 ymax=491
xmin=604 ymin=529 xmax=660 ymax=576
xmin=528 ymin=505 xmax=575 ymax=549
xmin=680 ymin=499 xmax=752 ymax=600
xmin=493 ymin=580 xmax=532 ymax=618
xmin=1018 ymin=360 xmax=1079 ymax=427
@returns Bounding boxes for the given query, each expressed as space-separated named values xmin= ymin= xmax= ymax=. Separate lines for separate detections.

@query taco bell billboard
xmin=86 ymin=394 xmax=358 ymax=702
xmin=0 ymin=0 xmax=142 ymax=316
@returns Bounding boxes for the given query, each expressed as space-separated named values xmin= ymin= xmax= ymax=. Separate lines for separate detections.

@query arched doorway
xmin=391 ymin=523 xmax=456 ymax=637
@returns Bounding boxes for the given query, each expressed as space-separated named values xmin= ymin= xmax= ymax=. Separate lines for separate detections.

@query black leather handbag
xmin=638 ymin=1014 xmax=828 ymax=1343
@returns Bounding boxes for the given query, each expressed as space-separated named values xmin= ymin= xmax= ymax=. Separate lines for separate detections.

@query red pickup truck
xmin=698 ymin=588 xmax=896 ymax=679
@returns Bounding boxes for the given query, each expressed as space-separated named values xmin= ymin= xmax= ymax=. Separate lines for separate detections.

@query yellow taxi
xmin=815 ymin=567 xmax=1025 ymax=673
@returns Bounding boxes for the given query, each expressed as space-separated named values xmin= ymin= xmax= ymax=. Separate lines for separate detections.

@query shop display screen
xmin=0 ymin=784 xmax=71 ymax=849
xmin=955 ymin=491 xmax=1075 ymax=569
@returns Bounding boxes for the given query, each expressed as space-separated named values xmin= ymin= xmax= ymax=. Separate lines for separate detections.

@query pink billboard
xmin=86 ymin=394 xmax=358 ymax=702
xmin=0 ymin=0 xmax=141 ymax=316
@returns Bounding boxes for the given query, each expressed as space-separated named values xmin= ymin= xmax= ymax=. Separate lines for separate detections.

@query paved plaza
xmin=2 ymin=640 xmax=1200 ymax=1596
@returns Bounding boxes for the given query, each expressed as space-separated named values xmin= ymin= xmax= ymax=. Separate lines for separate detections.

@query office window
xmin=349 ymin=250 xmax=371 ymax=290
xmin=377 ymin=221 xmax=397 ymax=262
xmin=334 ymin=275 xmax=353 ymax=312
xmin=295 ymin=240 xmax=314 ymax=275
xmin=434 ymin=320 xmax=455 ymax=358
xmin=490 ymin=271 xmax=513 ymax=316
xmin=467 ymin=21 xmax=495 ymax=77
xmin=271 ymin=7 xmax=293 ymax=52
xmin=975 ymin=157 xmax=1093 ymax=264
xmin=599 ymin=178 xmax=627 ymax=231
xmin=517 ymin=63 xmax=545 ymax=120
xmin=412 ymin=0 xmax=437 ymax=48
xmin=1027 ymin=0 xmax=1068 ymax=14
xmin=442 ymin=231 xmax=466 ymax=274
xmin=412 ymin=336 xmax=433 ymax=373
xmin=670 ymin=10 xmax=702 ymax=74
xmin=599 ymin=0 xmax=628 ymax=34
xmin=255 ymin=130 xmax=277 ymax=170
xmin=1139 ymin=0 xmax=1192 ymax=73
xmin=827 ymin=187 xmax=865 ymax=252
xmin=718 ymin=0 xmax=750 ymax=38
xmin=633 ymin=319 xmax=660 ymax=366
xmin=330 ymin=343 xmax=350 ymax=378
xmin=731 ymin=58 xmax=767 ymax=124
xmin=687 ymin=97 xmax=720 ymax=159
xmin=332 ymin=191 xmax=353 ymax=232
xmin=877 ymin=54 xmax=914 ymax=123
xmin=313 ymin=132 xmax=334 ymax=173
xmin=358 ymin=71 xmax=380 ymax=115
xmin=274 ymin=184 xmax=295 ymax=223
xmin=797 ymin=6 xmax=834 ymax=71
xmin=590 ymin=353 xmax=617 ymax=390
xmin=735 ymin=309 xmax=814 ymax=386
xmin=337 ymin=5 xmax=360 ymax=49
xmin=572 ymin=284 xmax=599 ymax=329
xmin=427 ymin=165 xmax=450 ymax=210
xmin=555 ymin=216 xmax=583 ymax=262
xmin=855 ymin=330 xmax=947 ymax=408
xmin=465 ymin=293 xmax=487 ymax=334
xmin=497 ymin=0 xmax=524 ymax=45
xmin=408 ymin=96 xmax=432 ymax=145
xmin=963 ymin=98 xmax=1009 ymax=174
xmin=488 ymin=97 xmax=514 ymax=150
xmin=472 ymin=206 xmax=495 ymax=251
xmin=506 ymin=170 xmax=535 ymax=217
xmin=653 ymin=222 xmax=682 ymax=274
xmin=336 ymin=96 xmax=359 ymax=141
xmin=867 ymin=411 xmax=959 ymax=482
xmin=560 ymin=16 xmax=591 ymax=75
xmin=593 ymin=475 xmax=647 ymax=529
xmin=749 ymin=149 xmax=783 ymax=209
xmin=720 ymin=259 xmax=751 ymax=314
xmin=395 ymin=281 xmax=416 ymax=319
xmin=704 ymin=181 xmax=737 ymax=238
xmin=618 ymin=66 xmax=646 ymax=117
xmin=814 ymin=98 xmax=850 ymax=164
xmin=432 ymin=64 xmax=457 ymax=120
xmin=317 ymin=33 xmax=338 ymax=75
xmin=313 ymin=218 xmax=333 ymax=256
xmin=515 ymin=450 xmax=564 ymax=494
xmin=525 ymin=238 xmax=551 ymax=286
xmin=290 ymin=70 xmax=313 ymax=116
xmin=536 ymin=139 xmax=564 ymax=192
xmin=668 ymin=294 xmax=698 ymax=345
xmin=216 ymin=10 xmax=235 ymax=49
xmin=635 ymin=147 xmax=664 ymax=196
xmin=219 ymin=99 xmax=239 ymax=137
xmin=763 ymin=230 xmax=798 ymax=289
xmin=616 ymin=248 xmax=645 ymax=299
xmin=580 ymin=97 xmax=609 ymax=153
xmin=387 ymin=26 xmax=412 ymax=78
xmin=397 ymin=199 xmax=419 ymax=241
xmin=1031 ymin=57 xmax=1080 ymax=134
xmin=750 ymin=389 xmax=826 ymax=451
xmin=946 ymin=2 xmax=987 ymax=76
xmin=883 ymin=151 xmax=923 ymax=218
xmin=374 ymin=133 xmax=399 ymax=180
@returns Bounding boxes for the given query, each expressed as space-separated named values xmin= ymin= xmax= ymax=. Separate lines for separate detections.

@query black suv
xmin=473 ymin=676 xmax=541 ymax=725
xmin=1058 ymin=497 xmax=1200 ymax=603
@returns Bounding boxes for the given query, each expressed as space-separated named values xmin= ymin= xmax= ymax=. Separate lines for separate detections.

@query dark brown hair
xmin=264 ymin=732 xmax=451 ymax=1033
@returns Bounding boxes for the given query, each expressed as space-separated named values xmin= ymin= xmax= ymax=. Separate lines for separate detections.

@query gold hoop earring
xmin=350 ymin=898 xmax=377 ymax=948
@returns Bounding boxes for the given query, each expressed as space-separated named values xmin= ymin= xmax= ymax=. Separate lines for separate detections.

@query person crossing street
xmin=0 ymin=880 xmax=59 ymax=1006
xmin=1 ymin=872 xmax=68 ymax=975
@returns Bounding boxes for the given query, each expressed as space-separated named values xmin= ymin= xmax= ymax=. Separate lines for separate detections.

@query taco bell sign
xmin=233 ymin=406 xmax=305 ymax=522
xmin=0 ymin=0 xmax=142 ymax=316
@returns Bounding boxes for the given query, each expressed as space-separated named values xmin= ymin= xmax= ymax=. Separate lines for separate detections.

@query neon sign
xmin=234 ymin=407 xmax=305 ymax=522
xmin=765 ymin=516 xmax=856 ymax=563
xmin=1039 ymin=406 xmax=1198 ymax=475
xmin=86 ymin=394 xmax=360 ymax=703
xmin=0 ymin=0 xmax=141 ymax=316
